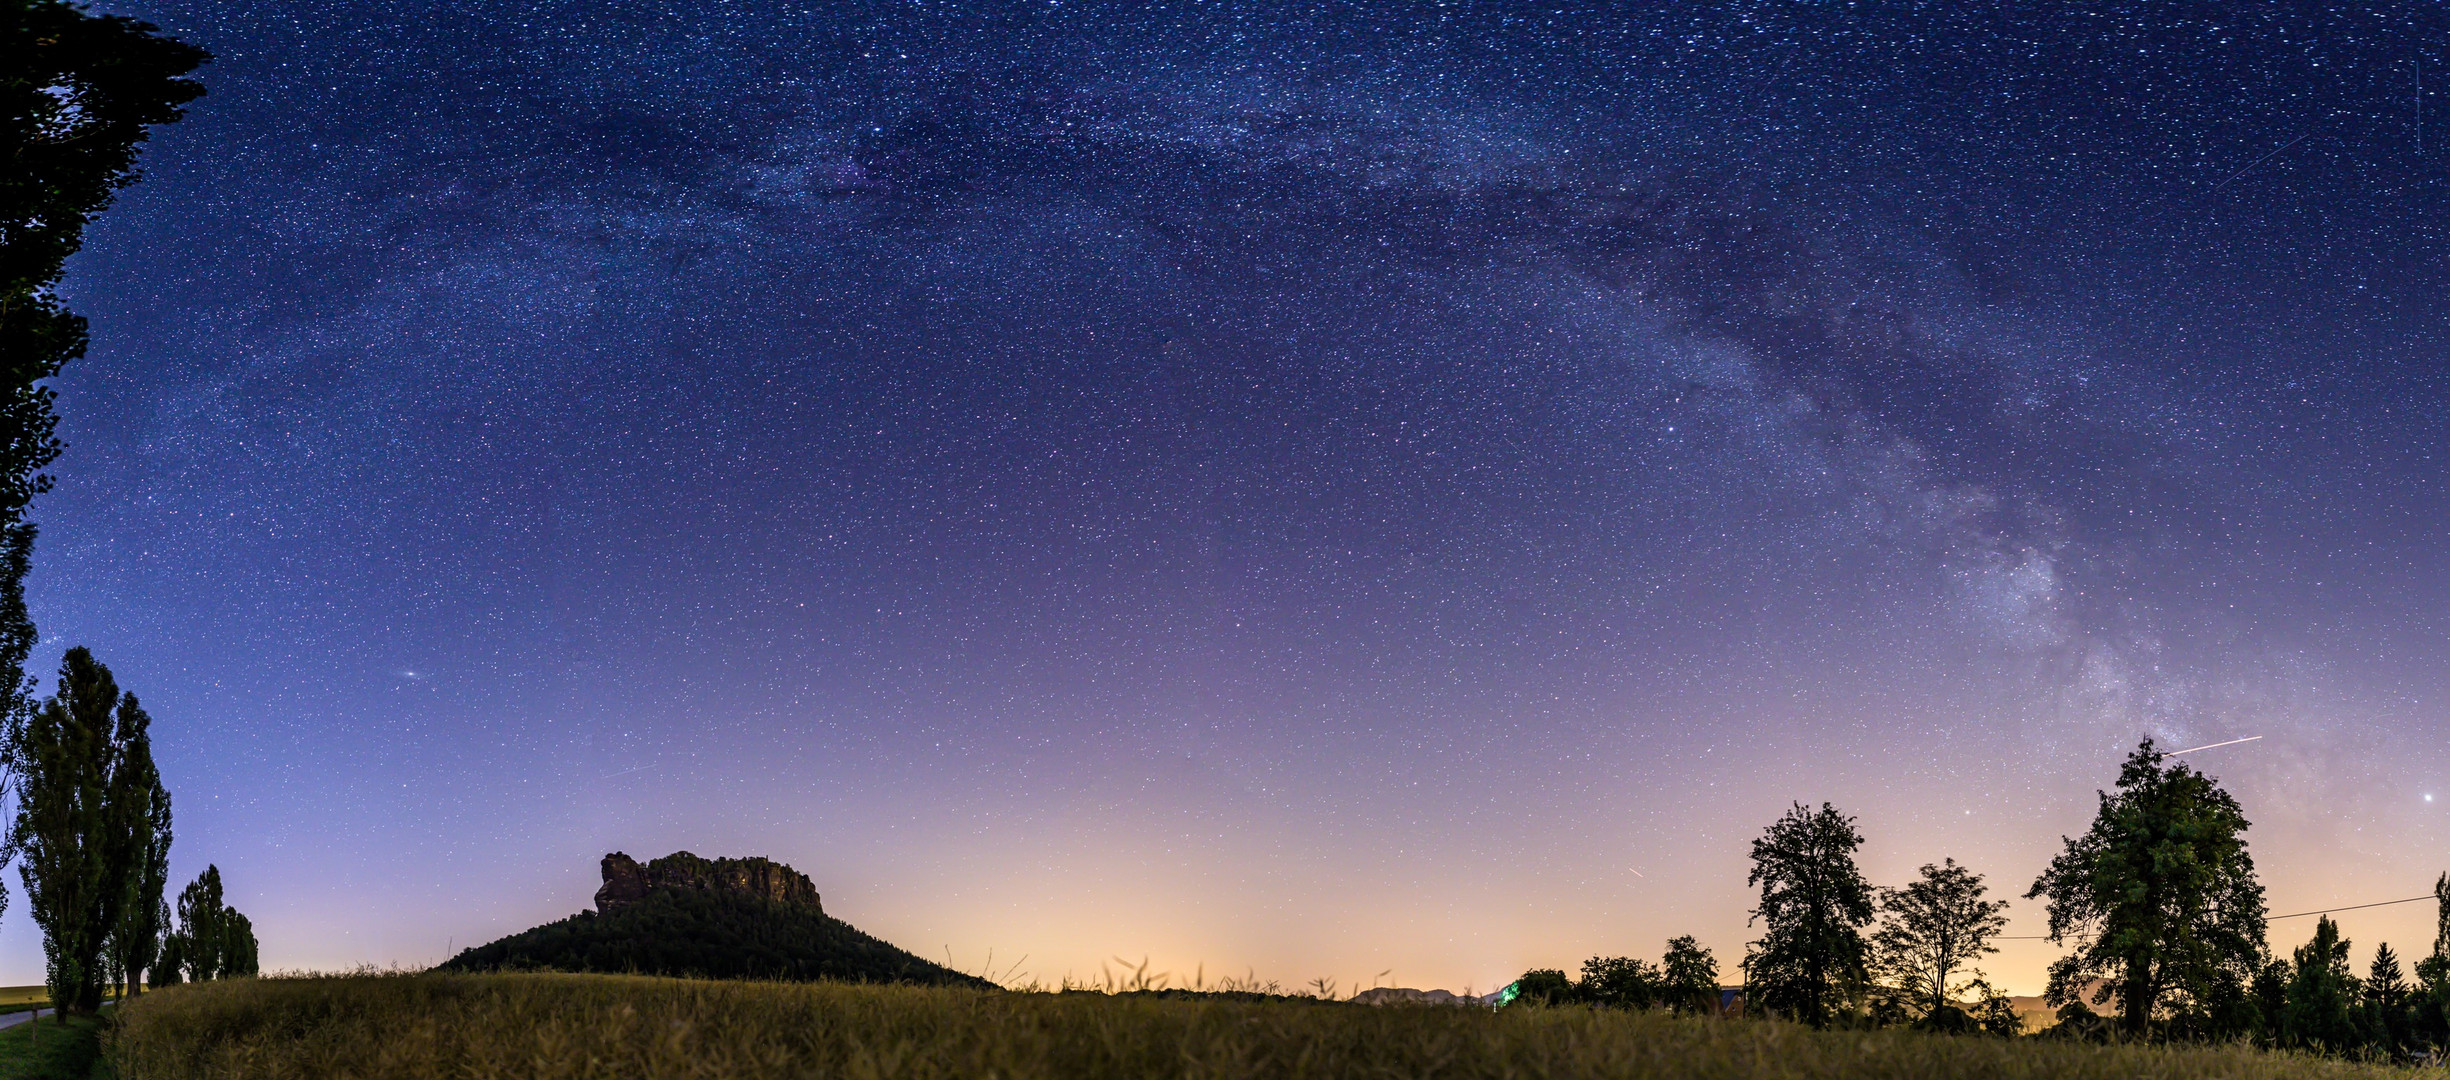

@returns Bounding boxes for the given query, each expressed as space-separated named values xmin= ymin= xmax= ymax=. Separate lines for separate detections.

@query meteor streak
xmin=2168 ymin=736 xmax=2262 ymax=756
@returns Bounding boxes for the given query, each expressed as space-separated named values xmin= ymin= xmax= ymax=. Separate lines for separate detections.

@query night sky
xmin=13 ymin=2 xmax=2450 ymax=995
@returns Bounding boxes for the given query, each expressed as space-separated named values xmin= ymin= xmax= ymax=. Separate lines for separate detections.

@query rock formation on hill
xmin=595 ymin=851 xmax=822 ymax=912
xmin=1351 ymin=987 xmax=1475 ymax=1006
xmin=439 ymin=851 xmax=990 ymax=988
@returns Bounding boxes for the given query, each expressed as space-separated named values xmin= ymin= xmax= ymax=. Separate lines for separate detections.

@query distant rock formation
xmin=1351 ymin=987 xmax=1477 ymax=1006
xmin=440 ymin=850 xmax=989 ymax=988
xmin=595 ymin=851 xmax=823 ymax=913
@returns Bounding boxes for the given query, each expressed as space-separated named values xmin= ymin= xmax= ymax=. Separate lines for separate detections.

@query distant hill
xmin=438 ymin=851 xmax=991 ymax=988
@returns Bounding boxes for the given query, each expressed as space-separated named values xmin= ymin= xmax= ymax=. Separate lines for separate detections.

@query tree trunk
xmin=2122 ymin=960 xmax=2152 ymax=1036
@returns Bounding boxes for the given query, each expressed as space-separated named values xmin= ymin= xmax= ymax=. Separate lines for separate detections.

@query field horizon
xmin=100 ymin=971 xmax=2432 ymax=1080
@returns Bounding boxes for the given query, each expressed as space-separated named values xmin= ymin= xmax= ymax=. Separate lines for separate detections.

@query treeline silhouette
xmin=1508 ymin=740 xmax=2450 ymax=1061
xmin=3 ymin=2 xmax=253 ymax=1015
xmin=437 ymin=885 xmax=993 ymax=988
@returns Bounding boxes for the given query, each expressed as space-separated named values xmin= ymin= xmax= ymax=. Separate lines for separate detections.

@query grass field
xmin=106 ymin=972 xmax=2428 ymax=1080
xmin=0 ymin=989 xmax=48 ymax=1014
xmin=0 ymin=1009 xmax=110 ymax=1080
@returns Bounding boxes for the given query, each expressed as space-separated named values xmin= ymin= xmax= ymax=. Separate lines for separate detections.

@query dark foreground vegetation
xmin=1502 ymin=740 xmax=2450 ymax=1064
xmin=0 ymin=1010 xmax=110 ymax=1080
xmin=437 ymin=885 xmax=990 ymax=988
xmin=107 ymin=972 xmax=2427 ymax=1080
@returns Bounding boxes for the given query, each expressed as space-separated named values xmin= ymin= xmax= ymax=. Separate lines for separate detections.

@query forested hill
xmin=438 ymin=852 xmax=991 ymax=987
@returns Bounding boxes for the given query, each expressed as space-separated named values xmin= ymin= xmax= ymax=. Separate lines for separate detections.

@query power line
xmin=1996 ymin=894 xmax=2438 ymax=940
xmin=2269 ymin=894 xmax=2435 ymax=921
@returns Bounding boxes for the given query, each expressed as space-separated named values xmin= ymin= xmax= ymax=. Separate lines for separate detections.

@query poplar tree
xmin=9 ymin=648 xmax=151 ymax=1013
xmin=162 ymin=865 xmax=253 ymax=981
xmin=2026 ymin=740 xmax=2268 ymax=1038
xmin=171 ymin=865 xmax=224 ymax=981
xmin=1 ymin=0 xmax=205 ymax=985
xmin=104 ymin=726 xmax=169 ymax=996
xmin=1743 ymin=802 xmax=1876 ymax=1027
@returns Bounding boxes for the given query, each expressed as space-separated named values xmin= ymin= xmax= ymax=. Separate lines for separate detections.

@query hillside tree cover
xmin=1575 ymin=955 xmax=1659 ymax=1010
xmin=438 ymin=884 xmax=986 ymax=987
xmin=1873 ymin=858 xmax=2010 ymax=1029
xmin=1513 ymin=937 xmax=1723 ymax=1013
xmin=1744 ymin=802 xmax=1876 ymax=1028
xmin=2026 ymin=741 xmax=2268 ymax=1039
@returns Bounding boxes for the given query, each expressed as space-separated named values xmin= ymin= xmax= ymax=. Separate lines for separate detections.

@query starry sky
xmin=10 ymin=1 xmax=2450 ymax=995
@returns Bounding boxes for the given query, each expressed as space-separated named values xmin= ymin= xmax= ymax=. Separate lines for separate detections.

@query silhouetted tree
xmin=2420 ymin=874 xmax=2450 ymax=1052
xmin=1872 ymin=858 xmax=2008 ymax=1027
xmin=2250 ymin=958 xmax=2291 ymax=1045
xmin=1577 ymin=955 xmax=1657 ymax=1009
xmin=223 ymin=908 xmax=257 ymax=977
xmin=104 ymin=727 xmax=169 ymax=997
xmin=166 ymin=864 xmax=254 ymax=981
xmin=2361 ymin=942 xmax=2409 ymax=1056
xmin=3 ymin=2 xmax=207 ymax=522
xmin=2026 ymin=740 xmax=2268 ymax=1038
xmin=1964 ymin=977 xmax=2024 ymax=1037
xmin=150 ymin=926 xmax=183 ymax=988
xmin=0 ymin=523 xmax=29 ymax=926
xmin=1660 ymin=935 xmax=1720 ymax=1015
xmin=9 ymin=649 xmax=156 ymax=1012
xmin=0 ymin=0 xmax=204 ymax=982
xmin=1506 ymin=968 xmax=1575 ymax=1006
xmin=1744 ymin=802 xmax=1875 ymax=1027
xmin=2282 ymin=916 xmax=2360 ymax=1052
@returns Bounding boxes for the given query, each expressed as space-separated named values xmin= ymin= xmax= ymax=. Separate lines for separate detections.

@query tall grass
xmin=111 ymin=972 xmax=2419 ymax=1080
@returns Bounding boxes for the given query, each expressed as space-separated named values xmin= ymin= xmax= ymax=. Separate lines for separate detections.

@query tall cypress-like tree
xmin=170 ymin=865 xmax=223 ymax=981
xmin=1743 ymin=802 xmax=1876 ymax=1027
xmin=9 ymin=648 xmax=153 ymax=1013
xmin=2026 ymin=740 xmax=2268 ymax=1038
xmin=163 ymin=864 xmax=253 ymax=981
xmin=103 ymin=718 xmax=169 ymax=998
xmin=0 ymin=523 xmax=30 ymax=924
xmin=1 ymin=0 xmax=205 ymax=980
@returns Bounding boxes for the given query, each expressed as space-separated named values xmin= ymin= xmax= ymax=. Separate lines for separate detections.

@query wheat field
xmin=107 ymin=972 xmax=2423 ymax=1080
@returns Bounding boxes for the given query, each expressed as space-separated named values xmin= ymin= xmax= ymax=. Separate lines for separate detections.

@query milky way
xmin=16 ymin=3 xmax=2450 ymax=993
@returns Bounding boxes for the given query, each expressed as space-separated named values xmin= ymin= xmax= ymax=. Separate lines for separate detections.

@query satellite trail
xmin=2169 ymin=736 xmax=2263 ymax=756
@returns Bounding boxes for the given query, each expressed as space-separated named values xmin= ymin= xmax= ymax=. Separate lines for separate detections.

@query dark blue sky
xmin=14 ymin=1 xmax=2450 ymax=991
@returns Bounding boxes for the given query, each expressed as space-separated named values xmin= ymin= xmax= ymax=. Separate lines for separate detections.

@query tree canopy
xmin=1873 ymin=858 xmax=2009 ymax=1026
xmin=10 ymin=648 xmax=155 ymax=1011
xmin=2026 ymin=740 xmax=2267 ymax=1038
xmin=439 ymin=885 xmax=989 ymax=988
xmin=2 ymin=0 xmax=207 ymax=523
xmin=1744 ymin=801 xmax=1875 ymax=1027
